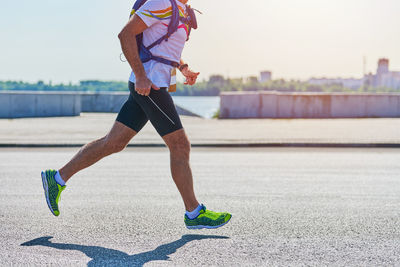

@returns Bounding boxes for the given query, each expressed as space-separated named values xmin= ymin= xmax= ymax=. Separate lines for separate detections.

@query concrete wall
xmin=220 ymin=92 xmax=400 ymax=118
xmin=0 ymin=91 xmax=200 ymax=118
xmin=219 ymin=92 xmax=261 ymax=119
xmin=80 ymin=92 xmax=128 ymax=113
xmin=0 ymin=91 xmax=81 ymax=118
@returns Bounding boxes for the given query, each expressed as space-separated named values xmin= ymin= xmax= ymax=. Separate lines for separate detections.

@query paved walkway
xmin=0 ymin=113 xmax=399 ymax=146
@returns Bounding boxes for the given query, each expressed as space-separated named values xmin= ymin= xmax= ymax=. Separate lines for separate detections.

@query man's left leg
xmin=132 ymin=87 xmax=232 ymax=229
xmin=162 ymin=128 xmax=231 ymax=229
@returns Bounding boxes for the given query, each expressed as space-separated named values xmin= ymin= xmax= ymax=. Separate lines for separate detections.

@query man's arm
xmin=118 ymin=15 xmax=159 ymax=96
xmin=179 ymin=59 xmax=187 ymax=68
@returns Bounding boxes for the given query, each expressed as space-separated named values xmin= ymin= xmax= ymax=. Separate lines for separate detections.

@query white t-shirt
xmin=129 ymin=0 xmax=189 ymax=88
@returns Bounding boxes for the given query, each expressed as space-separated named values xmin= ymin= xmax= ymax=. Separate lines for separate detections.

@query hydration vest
xmin=131 ymin=0 xmax=198 ymax=68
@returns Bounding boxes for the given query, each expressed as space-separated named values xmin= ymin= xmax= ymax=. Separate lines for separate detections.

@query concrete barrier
xmin=0 ymin=91 xmax=201 ymax=118
xmin=220 ymin=92 xmax=400 ymax=118
xmin=219 ymin=92 xmax=260 ymax=118
xmin=80 ymin=92 xmax=128 ymax=113
xmin=330 ymin=94 xmax=400 ymax=118
xmin=0 ymin=91 xmax=81 ymax=118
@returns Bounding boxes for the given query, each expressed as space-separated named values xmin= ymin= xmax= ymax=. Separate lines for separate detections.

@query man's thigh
xmin=116 ymin=88 xmax=149 ymax=133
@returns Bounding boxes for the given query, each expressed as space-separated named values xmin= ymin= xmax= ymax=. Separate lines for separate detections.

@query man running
xmin=41 ymin=0 xmax=231 ymax=229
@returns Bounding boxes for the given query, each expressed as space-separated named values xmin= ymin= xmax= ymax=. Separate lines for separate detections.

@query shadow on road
xmin=21 ymin=234 xmax=229 ymax=266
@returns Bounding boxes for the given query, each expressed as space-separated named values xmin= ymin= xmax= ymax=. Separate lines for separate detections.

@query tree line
xmin=0 ymin=76 xmax=397 ymax=96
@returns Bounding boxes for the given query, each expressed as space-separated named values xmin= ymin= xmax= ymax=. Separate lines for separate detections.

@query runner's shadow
xmin=21 ymin=234 xmax=229 ymax=266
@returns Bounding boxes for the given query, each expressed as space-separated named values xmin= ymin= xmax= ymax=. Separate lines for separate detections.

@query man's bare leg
xmin=59 ymin=121 xmax=137 ymax=182
xmin=163 ymin=129 xmax=199 ymax=212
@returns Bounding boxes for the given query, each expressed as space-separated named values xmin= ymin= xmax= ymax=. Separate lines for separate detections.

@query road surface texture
xmin=0 ymin=147 xmax=399 ymax=266
xmin=0 ymin=113 xmax=399 ymax=146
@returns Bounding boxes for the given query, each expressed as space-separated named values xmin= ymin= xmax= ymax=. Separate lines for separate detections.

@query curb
xmin=1 ymin=143 xmax=400 ymax=148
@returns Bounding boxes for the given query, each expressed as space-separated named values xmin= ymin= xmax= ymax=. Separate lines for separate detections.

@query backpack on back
xmin=131 ymin=0 xmax=198 ymax=68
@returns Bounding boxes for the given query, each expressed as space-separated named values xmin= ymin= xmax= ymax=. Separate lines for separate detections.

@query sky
xmin=1 ymin=0 xmax=400 ymax=83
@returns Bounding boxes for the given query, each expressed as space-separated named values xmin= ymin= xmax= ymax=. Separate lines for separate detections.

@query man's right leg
xmin=59 ymin=121 xmax=137 ymax=182
xmin=42 ymin=88 xmax=149 ymax=216
xmin=41 ymin=122 xmax=136 ymax=216
xmin=59 ymin=88 xmax=148 ymax=183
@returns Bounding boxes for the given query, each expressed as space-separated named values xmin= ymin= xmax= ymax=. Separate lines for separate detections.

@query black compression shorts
xmin=116 ymin=82 xmax=183 ymax=137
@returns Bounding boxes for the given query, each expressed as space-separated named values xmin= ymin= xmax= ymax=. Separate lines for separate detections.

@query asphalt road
xmin=0 ymin=148 xmax=399 ymax=266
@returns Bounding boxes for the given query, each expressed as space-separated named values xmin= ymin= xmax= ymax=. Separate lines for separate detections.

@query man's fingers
xmin=137 ymin=88 xmax=148 ymax=96
xmin=183 ymin=74 xmax=198 ymax=85
xmin=188 ymin=72 xmax=200 ymax=78
xmin=185 ymin=78 xmax=196 ymax=85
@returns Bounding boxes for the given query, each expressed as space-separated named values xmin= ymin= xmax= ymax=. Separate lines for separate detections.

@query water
xmin=172 ymin=96 xmax=220 ymax=118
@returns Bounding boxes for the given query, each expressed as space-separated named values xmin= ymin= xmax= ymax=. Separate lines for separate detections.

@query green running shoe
xmin=184 ymin=205 xmax=232 ymax=229
xmin=41 ymin=170 xmax=66 ymax=216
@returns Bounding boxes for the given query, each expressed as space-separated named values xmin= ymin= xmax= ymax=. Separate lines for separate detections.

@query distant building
xmin=369 ymin=58 xmax=400 ymax=89
xmin=260 ymin=71 xmax=272 ymax=83
xmin=308 ymin=58 xmax=400 ymax=90
xmin=376 ymin=58 xmax=389 ymax=76
xmin=308 ymin=77 xmax=363 ymax=90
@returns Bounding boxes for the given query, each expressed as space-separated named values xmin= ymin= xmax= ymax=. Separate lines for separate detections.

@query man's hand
xmin=136 ymin=76 xmax=160 ymax=96
xmin=181 ymin=67 xmax=200 ymax=86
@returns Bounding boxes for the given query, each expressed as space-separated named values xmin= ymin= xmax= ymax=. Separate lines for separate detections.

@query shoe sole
xmin=41 ymin=172 xmax=56 ymax=216
xmin=186 ymin=215 xmax=232 ymax=230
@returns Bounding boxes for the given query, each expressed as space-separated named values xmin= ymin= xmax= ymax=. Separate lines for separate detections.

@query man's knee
xmin=101 ymin=122 xmax=136 ymax=154
xmin=103 ymin=136 xmax=128 ymax=154
xmin=168 ymin=136 xmax=191 ymax=158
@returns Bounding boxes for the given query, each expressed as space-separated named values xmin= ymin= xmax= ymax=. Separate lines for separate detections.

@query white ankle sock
xmin=186 ymin=204 xmax=203 ymax=219
xmin=55 ymin=171 xmax=66 ymax=186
